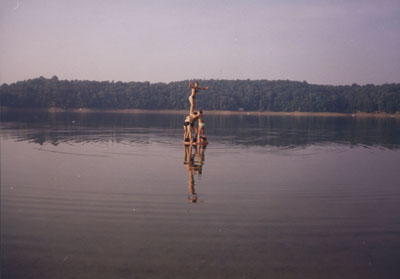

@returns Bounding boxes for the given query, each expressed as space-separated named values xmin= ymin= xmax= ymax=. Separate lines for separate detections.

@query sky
xmin=1 ymin=0 xmax=399 ymax=85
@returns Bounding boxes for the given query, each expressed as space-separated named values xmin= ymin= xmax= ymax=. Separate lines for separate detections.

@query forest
xmin=1 ymin=76 xmax=399 ymax=113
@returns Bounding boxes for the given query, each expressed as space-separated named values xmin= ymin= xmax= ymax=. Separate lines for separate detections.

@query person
xmin=188 ymin=81 xmax=208 ymax=115
xmin=183 ymin=116 xmax=191 ymax=143
xmin=197 ymin=110 xmax=208 ymax=145
xmin=183 ymin=111 xmax=200 ymax=144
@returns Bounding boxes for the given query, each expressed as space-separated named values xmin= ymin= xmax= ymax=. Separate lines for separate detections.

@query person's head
xmin=189 ymin=194 xmax=198 ymax=203
xmin=194 ymin=81 xmax=199 ymax=88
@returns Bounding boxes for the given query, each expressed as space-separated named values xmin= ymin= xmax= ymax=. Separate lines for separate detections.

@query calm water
xmin=1 ymin=110 xmax=400 ymax=279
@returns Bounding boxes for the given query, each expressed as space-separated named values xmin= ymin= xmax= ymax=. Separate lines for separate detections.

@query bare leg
xmin=200 ymin=127 xmax=206 ymax=138
xmin=188 ymin=126 xmax=193 ymax=143
xmin=189 ymin=96 xmax=195 ymax=115
xmin=192 ymin=126 xmax=198 ymax=144
xmin=184 ymin=125 xmax=192 ymax=142
xmin=197 ymin=128 xmax=204 ymax=142
xmin=197 ymin=127 xmax=201 ymax=143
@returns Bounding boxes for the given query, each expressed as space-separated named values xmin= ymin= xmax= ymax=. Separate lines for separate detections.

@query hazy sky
xmin=1 ymin=0 xmax=399 ymax=85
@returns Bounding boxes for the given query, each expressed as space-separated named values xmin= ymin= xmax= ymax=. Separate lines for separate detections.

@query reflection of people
xmin=188 ymin=169 xmax=197 ymax=203
xmin=188 ymin=81 xmax=208 ymax=115
xmin=184 ymin=145 xmax=206 ymax=203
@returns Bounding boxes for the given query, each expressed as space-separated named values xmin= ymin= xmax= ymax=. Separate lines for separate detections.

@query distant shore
xmin=1 ymin=107 xmax=399 ymax=118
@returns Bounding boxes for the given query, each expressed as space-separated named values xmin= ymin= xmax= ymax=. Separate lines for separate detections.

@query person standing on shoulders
xmin=188 ymin=80 xmax=208 ymax=115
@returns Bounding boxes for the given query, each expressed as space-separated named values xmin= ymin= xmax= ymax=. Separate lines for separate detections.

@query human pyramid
xmin=183 ymin=81 xmax=208 ymax=146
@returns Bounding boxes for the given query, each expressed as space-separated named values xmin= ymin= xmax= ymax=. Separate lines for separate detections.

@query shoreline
xmin=1 ymin=107 xmax=399 ymax=118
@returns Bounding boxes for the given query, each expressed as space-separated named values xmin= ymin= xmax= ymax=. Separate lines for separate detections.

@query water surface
xmin=1 ymin=111 xmax=400 ymax=279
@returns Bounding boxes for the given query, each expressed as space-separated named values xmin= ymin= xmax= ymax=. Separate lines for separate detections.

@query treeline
xmin=1 ymin=76 xmax=399 ymax=113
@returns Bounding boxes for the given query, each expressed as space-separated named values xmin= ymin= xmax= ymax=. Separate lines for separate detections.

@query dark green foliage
xmin=1 ymin=76 xmax=399 ymax=113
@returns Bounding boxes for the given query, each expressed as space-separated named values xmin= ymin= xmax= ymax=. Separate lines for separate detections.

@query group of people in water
xmin=183 ymin=81 xmax=208 ymax=203
xmin=184 ymin=81 xmax=208 ymax=145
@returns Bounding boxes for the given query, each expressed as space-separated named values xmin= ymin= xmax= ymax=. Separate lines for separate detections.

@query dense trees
xmin=1 ymin=76 xmax=399 ymax=113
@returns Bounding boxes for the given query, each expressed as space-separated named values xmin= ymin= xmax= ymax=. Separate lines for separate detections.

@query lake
xmin=1 ymin=110 xmax=400 ymax=279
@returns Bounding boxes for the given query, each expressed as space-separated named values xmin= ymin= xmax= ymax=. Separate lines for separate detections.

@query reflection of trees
xmin=0 ymin=110 xmax=184 ymax=145
xmin=1 ymin=110 xmax=399 ymax=149
xmin=184 ymin=145 xmax=206 ymax=203
xmin=208 ymin=115 xmax=400 ymax=149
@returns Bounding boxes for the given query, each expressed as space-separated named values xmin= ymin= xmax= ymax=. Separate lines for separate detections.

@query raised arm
xmin=188 ymin=81 xmax=194 ymax=88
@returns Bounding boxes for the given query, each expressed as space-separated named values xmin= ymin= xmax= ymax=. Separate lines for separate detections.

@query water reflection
xmin=1 ymin=110 xmax=399 ymax=149
xmin=184 ymin=145 xmax=206 ymax=203
xmin=2 ymin=111 xmax=400 ymax=279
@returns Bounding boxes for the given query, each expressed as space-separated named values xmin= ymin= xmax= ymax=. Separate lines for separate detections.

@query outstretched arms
xmin=188 ymin=80 xmax=208 ymax=90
